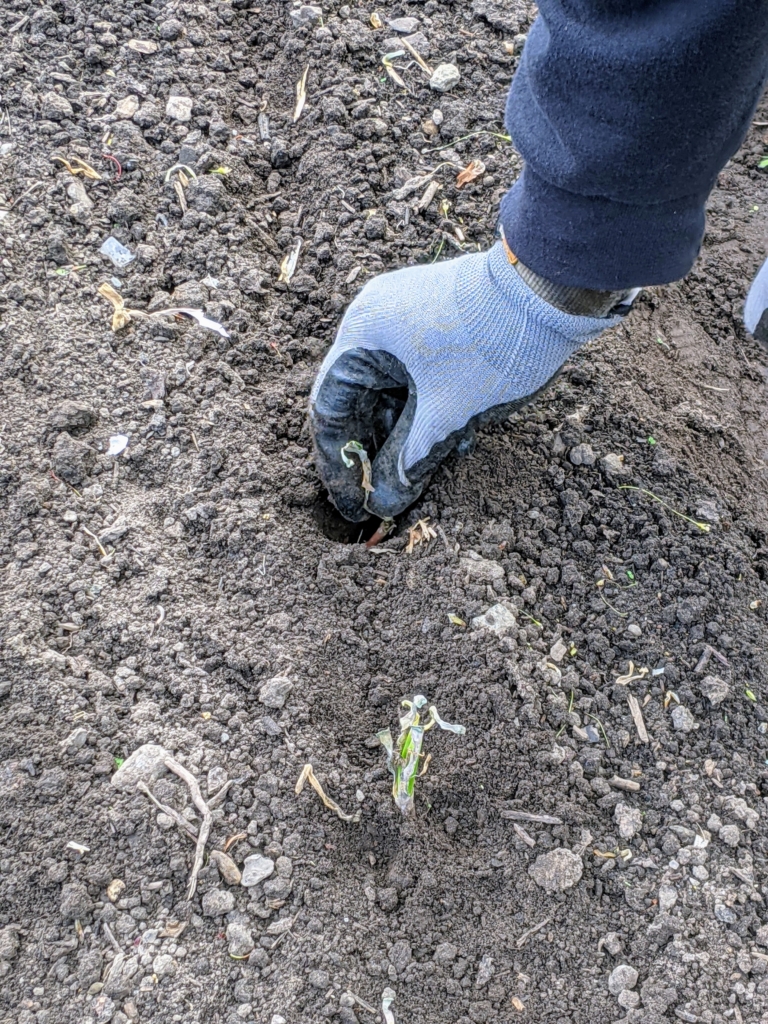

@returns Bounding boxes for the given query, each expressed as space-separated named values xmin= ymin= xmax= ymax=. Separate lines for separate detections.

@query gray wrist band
xmin=500 ymin=234 xmax=637 ymax=317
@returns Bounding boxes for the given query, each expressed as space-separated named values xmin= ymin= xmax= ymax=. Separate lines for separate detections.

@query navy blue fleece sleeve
xmin=500 ymin=0 xmax=768 ymax=290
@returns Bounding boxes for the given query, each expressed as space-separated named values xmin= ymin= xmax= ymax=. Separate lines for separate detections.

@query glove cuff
xmin=501 ymin=236 xmax=637 ymax=318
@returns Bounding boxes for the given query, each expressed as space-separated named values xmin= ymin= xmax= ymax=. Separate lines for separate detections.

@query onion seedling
xmin=378 ymin=695 xmax=465 ymax=816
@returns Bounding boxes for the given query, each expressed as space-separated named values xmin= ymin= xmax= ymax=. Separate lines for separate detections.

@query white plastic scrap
xmin=99 ymin=236 xmax=136 ymax=268
xmin=381 ymin=987 xmax=396 ymax=1024
xmin=107 ymin=434 xmax=129 ymax=456
xmin=154 ymin=307 xmax=230 ymax=339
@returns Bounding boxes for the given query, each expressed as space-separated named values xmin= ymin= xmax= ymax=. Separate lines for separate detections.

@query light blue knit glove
xmin=310 ymin=241 xmax=621 ymax=521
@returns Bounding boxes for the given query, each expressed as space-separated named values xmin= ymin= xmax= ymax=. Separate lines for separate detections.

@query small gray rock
xmin=529 ymin=848 xmax=582 ymax=893
xmin=60 ymin=881 xmax=93 ymax=920
xmin=258 ymin=675 xmax=293 ymax=710
xmin=618 ymin=990 xmax=640 ymax=1009
xmin=201 ymin=888 xmax=235 ymax=916
xmin=152 ymin=953 xmax=176 ymax=978
xmin=49 ymin=400 xmax=95 ymax=432
xmin=430 ymin=63 xmax=461 ymax=92
xmin=308 ymin=969 xmax=330 ymax=988
xmin=241 ymin=855 xmax=275 ymax=887
xmin=111 ymin=743 xmax=170 ymax=792
xmin=226 ymin=922 xmax=254 ymax=957
xmin=158 ymin=18 xmax=183 ymax=39
xmin=570 ymin=442 xmax=597 ymax=467
xmin=166 ymin=95 xmax=193 ymax=122
xmin=387 ymin=16 xmax=420 ymax=32
xmin=389 ymin=939 xmax=412 ymax=973
xmin=601 ymin=932 xmax=623 ymax=956
xmin=699 ymin=674 xmax=729 ymax=706
xmin=460 ymin=554 xmax=505 ymax=585
xmin=614 ymin=802 xmax=642 ymax=840
xmin=264 ymin=876 xmax=292 ymax=900
xmin=290 ymin=5 xmax=322 ymax=27
xmin=0 ymin=928 xmax=19 ymax=960
xmin=722 ymin=794 xmax=759 ymax=829
xmin=471 ymin=603 xmax=516 ymax=636
xmin=433 ymin=942 xmax=457 ymax=965
xmin=52 ymin=432 xmax=95 ymax=486
xmin=658 ymin=885 xmax=678 ymax=911
xmin=475 ymin=954 xmax=494 ymax=988
xmin=719 ymin=823 xmax=740 ymax=847
xmin=42 ymin=91 xmax=73 ymax=121
xmin=601 ymin=453 xmax=630 ymax=478
xmin=671 ymin=705 xmax=695 ymax=733
xmin=714 ymin=903 xmax=737 ymax=924
xmin=756 ymin=924 xmax=768 ymax=947
xmin=377 ymin=887 xmax=398 ymax=912
xmin=608 ymin=964 xmax=639 ymax=996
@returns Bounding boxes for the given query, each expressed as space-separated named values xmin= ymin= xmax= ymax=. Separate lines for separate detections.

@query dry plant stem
xmin=208 ymin=779 xmax=233 ymax=808
xmin=164 ymin=757 xmax=212 ymax=899
xmin=515 ymin=917 xmax=552 ymax=949
xmin=102 ymin=922 xmax=121 ymax=954
xmin=626 ymin=693 xmax=649 ymax=743
xmin=500 ymin=810 xmax=563 ymax=825
xmin=512 ymin=822 xmax=535 ymax=847
xmin=137 ymin=781 xmax=199 ymax=843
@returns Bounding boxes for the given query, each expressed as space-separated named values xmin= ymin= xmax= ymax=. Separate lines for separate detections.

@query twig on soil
xmin=347 ymin=991 xmax=377 ymax=1015
xmin=9 ymin=180 xmax=44 ymax=209
xmin=500 ymin=810 xmax=563 ymax=825
xmin=512 ymin=822 xmax=535 ymax=847
xmin=626 ymin=693 xmax=649 ymax=744
xmin=163 ymin=757 xmax=212 ymax=900
xmin=515 ymin=917 xmax=551 ymax=949
xmin=400 ymin=36 xmax=433 ymax=76
xmin=208 ymin=780 xmax=234 ymax=808
xmin=694 ymin=643 xmax=729 ymax=674
xmin=102 ymin=922 xmax=122 ymax=954
xmin=81 ymin=525 xmax=108 ymax=559
xmin=137 ymin=781 xmax=199 ymax=843
xmin=610 ymin=776 xmax=641 ymax=793
xmin=223 ymin=831 xmax=247 ymax=853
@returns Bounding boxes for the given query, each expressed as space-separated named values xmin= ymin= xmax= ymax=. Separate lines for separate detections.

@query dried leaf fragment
xmin=406 ymin=517 xmax=437 ymax=554
xmin=295 ymin=763 xmax=361 ymax=823
xmin=97 ymin=282 xmax=132 ymax=331
xmin=52 ymin=155 xmax=102 ymax=180
xmin=370 ymin=11 xmax=383 ymax=28
xmin=173 ymin=179 xmax=187 ymax=213
xmin=456 ymin=159 xmax=486 ymax=187
xmin=448 ymin=614 xmax=465 ymax=626
xmin=106 ymin=879 xmax=125 ymax=903
xmin=293 ymin=64 xmax=310 ymax=123
xmin=382 ymin=54 xmax=407 ymax=90
xmin=278 ymin=239 xmax=302 ymax=284
xmin=159 ymin=920 xmax=187 ymax=939
xmin=511 ymin=997 xmax=525 ymax=1013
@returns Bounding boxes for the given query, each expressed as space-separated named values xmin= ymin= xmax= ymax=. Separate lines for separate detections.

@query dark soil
xmin=2 ymin=2 xmax=768 ymax=1024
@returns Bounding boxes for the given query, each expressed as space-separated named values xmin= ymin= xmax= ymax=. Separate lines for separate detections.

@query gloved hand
xmin=310 ymin=241 xmax=622 ymax=522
